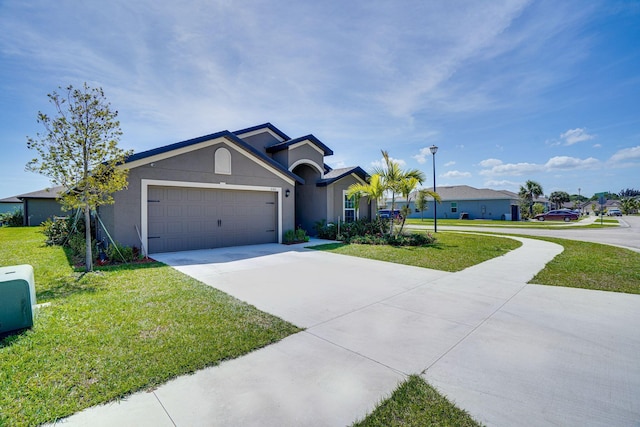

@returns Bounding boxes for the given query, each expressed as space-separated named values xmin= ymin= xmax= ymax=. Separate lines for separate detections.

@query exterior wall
xmin=287 ymin=144 xmax=325 ymax=172
xmin=24 ymin=199 xmax=66 ymax=226
xmin=239 ymin=132 xmax=280 ymax=154
xmin=0 ymin=203 xmax=22 ymax=215
xmin=272 ymin=151 xmax=288 ymax=168
xmin=108 ymin=141 xmax=295 ymax=249
xmin=293 ymin=164 xmax=325 ymax=234
xmin=407 ymin=199 xmax=516 ymax=220
xmin=328 ymin=174 xmax=373 ymax=222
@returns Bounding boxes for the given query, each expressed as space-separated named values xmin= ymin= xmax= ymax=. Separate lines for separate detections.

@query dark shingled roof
xmin=266 ymin=134 xmax=333 ymax=156
xmin=317 ymin=166 xmax=368 ymax=187
xmin=124 ymin=129 xmax=304 ymax=184
xmin=17 ymin=186 xmax=66 ymax=200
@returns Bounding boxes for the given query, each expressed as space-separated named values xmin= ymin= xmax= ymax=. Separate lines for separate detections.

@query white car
xmin=608 ymin=208 xmax=622 ymax=216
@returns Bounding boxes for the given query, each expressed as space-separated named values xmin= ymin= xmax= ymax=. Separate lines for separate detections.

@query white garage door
xmin=147 ymin=186 xmax=277 ymax=253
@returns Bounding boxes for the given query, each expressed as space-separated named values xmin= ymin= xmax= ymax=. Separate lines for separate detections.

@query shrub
xmin=41 ymin=217 xmax=72 ymax=245
xmin=284 ymin=228 xmax=309 ymax=244
xmin=106 ymin=242 xmax=136 ymax=263
xmin=0 ymin=209 xmax=24 ymax=227
xmin=67 ymin=233 xmax=98 ymax=260
xmin=314 ymin=219 xmax=337 ymax=240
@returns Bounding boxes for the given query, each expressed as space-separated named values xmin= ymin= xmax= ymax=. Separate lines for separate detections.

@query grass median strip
xmin=311 ymin=232 xmax=521 ymax=272
xmin=353 ymin=375 xmax=482 ymax=427
xmin=529 ymin=236 xmax=640 ymax=294
xmin=0 ymin=227 xmax=301 ymax=427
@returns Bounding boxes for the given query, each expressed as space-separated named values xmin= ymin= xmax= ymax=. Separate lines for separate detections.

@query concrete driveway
xmin=56 ymin=235 xmax=640 ymax=426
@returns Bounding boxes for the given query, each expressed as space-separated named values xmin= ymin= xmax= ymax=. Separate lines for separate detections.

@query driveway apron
xmin=54 ymin=236 xmax=640 ymax=426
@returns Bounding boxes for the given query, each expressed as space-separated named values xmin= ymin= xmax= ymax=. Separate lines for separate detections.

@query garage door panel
xmin=148 ymin=186 xmax=277 ymax=253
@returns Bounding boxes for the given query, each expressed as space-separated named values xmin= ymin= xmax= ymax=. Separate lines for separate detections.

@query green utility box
xmin=0 ymin=264 xmax=36 ymax=335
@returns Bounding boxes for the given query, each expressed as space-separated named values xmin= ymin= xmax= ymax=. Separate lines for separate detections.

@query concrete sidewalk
xmin=52 ymin=236 xmax=640 ymax=426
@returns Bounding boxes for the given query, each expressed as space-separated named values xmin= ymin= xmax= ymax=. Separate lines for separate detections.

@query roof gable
xmin=123 ymin=130 xmax=303 ymax=184
xmin=317 ymin=166 xmax=368 ymax=187
xmin=233 ymin=123 xmax=290 ymax=142
xmin=266 ymin=134 xmax=334 ymax=156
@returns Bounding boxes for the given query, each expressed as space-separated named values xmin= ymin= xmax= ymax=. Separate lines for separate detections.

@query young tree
xmin=519 ymin=180 xmax=544 ymax=218
xmin=27 ymin=83 xmax=131 ymax=272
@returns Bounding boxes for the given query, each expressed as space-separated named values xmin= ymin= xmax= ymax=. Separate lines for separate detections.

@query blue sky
xmin=1 ymin=0 xmax=639 ymax=200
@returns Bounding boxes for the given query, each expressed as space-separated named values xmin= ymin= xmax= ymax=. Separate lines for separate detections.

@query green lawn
xmin=0 ymin=227 xmax=301 ymax=427
xmin=311 ymin=232 xmax=521 ymax=272
xmin=530 ymin=236 xmax=640 ymax=294
xmin=353 ymin=375 xmax=482 ymax=427
xmin=405 ymin=217 xmax=619 ymax=228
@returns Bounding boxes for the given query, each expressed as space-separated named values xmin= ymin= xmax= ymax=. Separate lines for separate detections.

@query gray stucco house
xmin=394 ymin=185 xmax=521 ymax=221
xmin=99 ymin=123 xmax=372 ymax=254
xmin=15 ymin=186 xmax=67 ymax=226
xmin=0 ymin=196 xmax=22 ymax=216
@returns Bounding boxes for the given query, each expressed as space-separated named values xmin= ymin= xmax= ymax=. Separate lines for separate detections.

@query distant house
xmin=16 ymin=186 xmax=67 ymax=226
xmin=580 ymin=199 xmax=622 ymax=215
xmin=387 ymin=185 xmax=522 ymax=221
xmin=0 ymin=196 xmax=22 ymax=215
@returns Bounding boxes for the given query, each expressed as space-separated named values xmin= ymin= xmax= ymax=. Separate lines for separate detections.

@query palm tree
xmin=347 ymin=174 xmax=386 ymax=234
xmin=371 ymin=150 xmax=426 ymax=235
xmin=519 ymin=180 xmax=544 ymax=218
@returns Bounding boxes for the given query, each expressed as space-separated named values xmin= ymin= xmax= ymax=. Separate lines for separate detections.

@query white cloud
xmin=545 ymin=156 xmax=599 ymax=170
xmin=413 ymin=147 xmax=436 ymax=164
xmin=560 ymin=128 xmax=595 ymax=145
xmin=479 ymin=158 xmax=503 ymax=168
xmin=479 ymin=162 xmax=541 ymax=176
xmin=444 ymin=161 xmax=456 ymax=167
xmin=608 ymin=146 xmax=640 ymax=163
xmin=441 ymin=170 xmax=472 ymax=179
xmin=483 ymin=179 xmax=521 ymax=191
xmin=480 ymin=155 xmax=600 ymax=177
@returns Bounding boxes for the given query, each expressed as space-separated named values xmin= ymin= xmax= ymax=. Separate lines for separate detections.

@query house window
xmin=344 ymin=192 xmax=356 ymax=223
xmin=215 ymin=147 xmax=231 ymax=175
xmin=451 ymin=202 xmax=458 ymax=213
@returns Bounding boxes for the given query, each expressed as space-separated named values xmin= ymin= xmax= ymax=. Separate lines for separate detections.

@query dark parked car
xmin=378 ymin=209 xmax=402 ymax=219
xmin=534 ymin=209 xmax=579 ymax=222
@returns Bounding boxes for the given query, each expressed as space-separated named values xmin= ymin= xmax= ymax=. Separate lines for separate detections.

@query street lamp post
xmin=578 ymin=187 xmax=581 ymax=214
xmin=429 ymin=145 xmax=438 ymax=232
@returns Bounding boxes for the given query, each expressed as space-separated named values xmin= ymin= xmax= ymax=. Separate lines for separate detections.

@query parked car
xmin=608 ymin=208 xmax=622 ymax=216
xmin=378 ymin=209 xmax=402 ymax=219
xmin=534 ymin=209 xmax=579 ymax=222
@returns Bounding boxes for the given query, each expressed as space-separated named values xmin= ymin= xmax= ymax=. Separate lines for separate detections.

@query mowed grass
xmin=530 ymin=236 xmax=640 ymax=294
xmin=0 ymin=227 xmax=300 ymax=427
xmin=405 ymin=217 xmax=619 ymax=229
xmin=353 ymin=375 xmax=482 ymax=427
xmin=312 ymin=232 xmax=521 ymax=272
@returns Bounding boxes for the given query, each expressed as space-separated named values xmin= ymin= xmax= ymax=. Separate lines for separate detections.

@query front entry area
xmin=147 ymin=185 xmax=277 ymax=253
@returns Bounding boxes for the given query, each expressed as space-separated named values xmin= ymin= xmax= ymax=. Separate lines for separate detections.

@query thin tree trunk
xmin=84 ymin=204 xmax=92 ymax=272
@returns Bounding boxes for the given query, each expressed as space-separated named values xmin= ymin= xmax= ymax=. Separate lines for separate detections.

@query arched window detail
xmin=215 ymin=147 xmax=231 ymax=175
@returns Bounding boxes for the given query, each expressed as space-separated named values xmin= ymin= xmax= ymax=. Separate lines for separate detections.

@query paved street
xmin=409 ymin=215 xmax=640 ymax=252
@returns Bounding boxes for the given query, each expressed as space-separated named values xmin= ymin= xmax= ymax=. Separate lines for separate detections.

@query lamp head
xmin=429 ymin=145 xmax=438 ymax=155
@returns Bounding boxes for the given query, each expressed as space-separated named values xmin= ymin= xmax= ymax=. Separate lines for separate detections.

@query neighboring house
xmin=389 ymin=185 xmax=521 ymax=221
xmin=0 ymin=196 xmax=22 ymax=215
xmin=580 ymin=200 xmax=621 ymax=215
xmin=98 ymin=123 xmax=372 ymax=254
xmin=16 ymin=186 xmax=68 ymax=226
